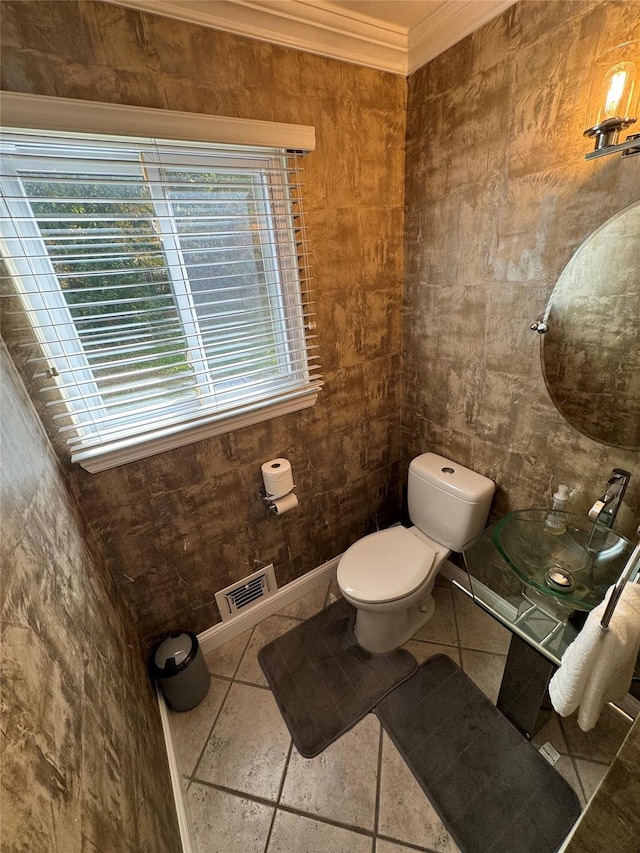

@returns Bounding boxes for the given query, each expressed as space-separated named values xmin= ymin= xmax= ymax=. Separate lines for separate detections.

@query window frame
xmin=0 ymin=94 xmax=317 ymax=472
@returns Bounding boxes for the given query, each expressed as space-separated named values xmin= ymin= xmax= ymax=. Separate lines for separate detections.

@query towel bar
xmin=600 ymin=539 xmax=640 ymax=631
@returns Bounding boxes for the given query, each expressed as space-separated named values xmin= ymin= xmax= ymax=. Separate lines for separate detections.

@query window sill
xmin=72 ymin=390 xmax=319 ymax=473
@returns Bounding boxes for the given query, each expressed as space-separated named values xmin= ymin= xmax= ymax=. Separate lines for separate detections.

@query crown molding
xmin=103 ymin=0 xmax=408 ymax=74
xmin=408 ymin=0 xmax=516 ymax=74
xmin=103 ymin=0 xmax=516 ymax=76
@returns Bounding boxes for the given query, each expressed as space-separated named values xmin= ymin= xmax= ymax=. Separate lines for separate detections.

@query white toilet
xmin=337 ymin=453 xmax=495 ymax=653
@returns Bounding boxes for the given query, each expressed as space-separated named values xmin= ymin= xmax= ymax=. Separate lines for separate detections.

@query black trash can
xmin=151 ymin=631 xmax=210 ymax=711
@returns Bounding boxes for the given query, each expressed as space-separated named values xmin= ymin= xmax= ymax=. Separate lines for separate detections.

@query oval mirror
xmin=541 ymin=200 xmax=640 ymax=449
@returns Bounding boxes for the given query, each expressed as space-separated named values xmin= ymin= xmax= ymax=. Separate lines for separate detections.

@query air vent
xmin=214 ymin=565 xmax=278 ymax=622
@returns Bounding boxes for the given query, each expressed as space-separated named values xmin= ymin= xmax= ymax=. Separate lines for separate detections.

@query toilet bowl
xmin=337 ymin=453 xmax=495 ymax=654
xmin=337 ymin=525 xmax=449 ymax=653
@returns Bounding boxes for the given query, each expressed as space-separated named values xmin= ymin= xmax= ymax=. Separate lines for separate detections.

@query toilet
xmin=337 ymin=452 xmax=495 ymax=653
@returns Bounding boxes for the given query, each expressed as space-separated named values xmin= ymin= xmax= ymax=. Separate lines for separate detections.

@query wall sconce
xmin=584 ymin=41 xmax=640 ymax=159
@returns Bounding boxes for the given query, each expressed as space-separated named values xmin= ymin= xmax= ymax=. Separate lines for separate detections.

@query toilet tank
xmin=408 ymin=453 xmax=495 ymax=551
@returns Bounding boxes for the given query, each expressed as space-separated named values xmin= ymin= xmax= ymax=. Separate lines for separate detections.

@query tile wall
xmin=0 ymin=342 xmax=181 ymax=850
xmin=0 ymin=0 xmax=407 ymax=643
xmin=403 ymin=0 xmax=640 ymax=535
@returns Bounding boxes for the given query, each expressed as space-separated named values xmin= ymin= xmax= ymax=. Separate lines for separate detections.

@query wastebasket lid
xmin=152 ymin=631 xmax=198 ymax=676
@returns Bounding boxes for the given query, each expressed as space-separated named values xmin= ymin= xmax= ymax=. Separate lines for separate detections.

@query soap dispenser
xmin=543 ymin=484 xmax=570 ymax=536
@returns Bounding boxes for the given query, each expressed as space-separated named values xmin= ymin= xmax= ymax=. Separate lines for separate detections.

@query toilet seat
xmin=338 ymin=526 xmax=437 ymax=605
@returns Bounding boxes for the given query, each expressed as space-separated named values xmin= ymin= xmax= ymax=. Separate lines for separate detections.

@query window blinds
xmin=0 ymin=130 xmax=321 ymax=466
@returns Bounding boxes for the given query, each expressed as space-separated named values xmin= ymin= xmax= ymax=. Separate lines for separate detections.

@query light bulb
xmin=598 ymin=62 xmax=635 ymax=123
xmin=584 ymin=43 xmax=639 ymax=150
xmin=604 ymin=69 xmax=629 ymax=116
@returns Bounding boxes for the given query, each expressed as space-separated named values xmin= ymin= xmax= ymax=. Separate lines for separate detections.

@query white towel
xmin=549 ymin=582 xmax=640 ymax=732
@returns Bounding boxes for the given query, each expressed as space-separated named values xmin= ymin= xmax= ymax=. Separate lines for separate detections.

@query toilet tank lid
xmin=410 ymin=453 xmax=495 ymax=504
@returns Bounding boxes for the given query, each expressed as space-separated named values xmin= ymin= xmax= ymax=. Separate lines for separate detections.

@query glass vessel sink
xmin=492 ymin=509 xmax=635 ymax=612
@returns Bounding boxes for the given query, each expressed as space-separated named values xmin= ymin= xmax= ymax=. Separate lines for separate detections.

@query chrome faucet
xmin=588 ymin=468 xmax=631 ymax=529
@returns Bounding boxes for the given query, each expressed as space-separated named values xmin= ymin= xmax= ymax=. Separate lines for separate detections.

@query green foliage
xmin=21 ymin=163 xmax=287 ymax=410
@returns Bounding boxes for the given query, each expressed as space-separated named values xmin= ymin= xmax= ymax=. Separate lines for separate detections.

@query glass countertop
xmin=460 ymin=513 xmax=639 ymax=715
xmin=461 ymin=524 xmax=578 ymax=667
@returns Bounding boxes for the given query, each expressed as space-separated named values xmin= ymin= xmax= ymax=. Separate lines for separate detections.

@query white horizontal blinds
xmin=0 ymin=131 xmax=320 ymax=452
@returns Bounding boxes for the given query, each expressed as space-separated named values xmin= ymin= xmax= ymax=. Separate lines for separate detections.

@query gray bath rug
xmin=258 ymin=598 xmax=417 ymax=758
xmin=376 ymin=655 xmax=581 ymax=853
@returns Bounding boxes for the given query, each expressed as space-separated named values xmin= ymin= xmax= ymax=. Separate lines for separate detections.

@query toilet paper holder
xmin=260 ymin=458 xmax=297 ymax=514
xmin=261 ymin=486 xmax=296 ymax=512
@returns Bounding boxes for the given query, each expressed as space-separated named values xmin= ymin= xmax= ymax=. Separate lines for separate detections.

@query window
xmin=1 ymin=112 xmax=320 ymax=472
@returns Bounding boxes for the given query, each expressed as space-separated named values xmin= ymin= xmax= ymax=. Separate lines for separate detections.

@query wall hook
xmin=530 ymin=315 xmax=549 ymax=334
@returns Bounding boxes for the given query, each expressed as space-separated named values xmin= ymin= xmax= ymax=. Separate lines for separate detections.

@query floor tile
xmin=459 ymin=649 xmax=506 ymax=705
xmin=204 ymin=629 xmax=253 ymax=679
xmin=554 ymin=756 xmax=586 ymax=808
xmin=531 ymin=712 xmax=568 ymax=756
xmin=276 ymin=583 xmax=330 ymax=620
xmin=376 ymin=840 xmax=426 ymax=853
xmin=575 ymin=759 xmax=609 ymax=802
xmin=170 ymin=583 xmax=624 ymax=853
xmin=402 ymin=640 xmax=460 ymax=667
xmin=267 ymin=810 xmax=372 ymax=853
xmin=196 ymin=682 xmax=291 ymax=801
xmin=412 ymin=586 xmax=458 ymax=647
xmin=280 ymin=713 xmax=379 ymax=831
xmin=186 ymin=782 xmax=274 ymax=853
xmin=235 ymin=615 xmax=301 ymax=686
xmin=327 ymin=577 xmax=343 ymax=604
xmin=168 ymin=676 xmax=230 ymax=778
xmin=378 ymin=733 xmax=459 ymax=852
xmin=452 ymin=588 xmax=511 ymax=654
xmin=559 ymin=705 xmax=631 ymax=764
xmin=435 ymin=573 xmax=452 ymax=588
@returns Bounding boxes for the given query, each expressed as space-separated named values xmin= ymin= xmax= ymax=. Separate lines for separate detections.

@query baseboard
xmin=197 ymin=555 xmax=341 ymax=656
xmin=156 ymin=686 xmax=194 ymax=853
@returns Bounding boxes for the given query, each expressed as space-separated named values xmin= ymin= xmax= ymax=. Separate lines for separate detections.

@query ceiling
xmin=104 ymin=0 xmax=518 ymax=75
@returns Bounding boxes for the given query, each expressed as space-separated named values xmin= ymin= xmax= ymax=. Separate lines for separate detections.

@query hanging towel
xmin=549 ymin=582 xmax=640 ymax=732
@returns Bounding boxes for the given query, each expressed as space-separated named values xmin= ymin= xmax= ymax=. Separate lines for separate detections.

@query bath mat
xmin=258 ymin=598 xmax=417 ymax=758
xmin=376 ymin=655 xmax=581 ymax=853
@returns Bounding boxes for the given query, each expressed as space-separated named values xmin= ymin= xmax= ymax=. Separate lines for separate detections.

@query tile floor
xmin=167 ymin=576 xmax=632 ymax=853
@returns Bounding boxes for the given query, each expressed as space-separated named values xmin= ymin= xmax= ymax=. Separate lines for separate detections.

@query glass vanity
xmin=459 ymin=513 xmax=639 ymax=738
xmin=492 ymin=510 xmax=635 ymax=614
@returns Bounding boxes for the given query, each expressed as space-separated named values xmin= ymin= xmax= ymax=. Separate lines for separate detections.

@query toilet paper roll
xmin=261 ymin=458 xmax=294 ymax=498
xmin=271 ymin=493 xmax=299 ymax=515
